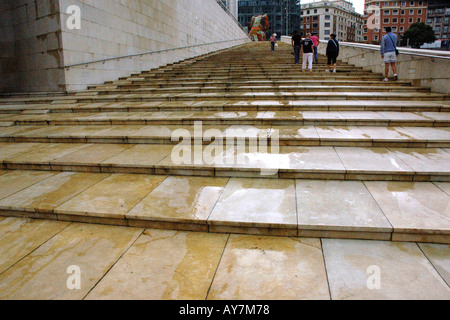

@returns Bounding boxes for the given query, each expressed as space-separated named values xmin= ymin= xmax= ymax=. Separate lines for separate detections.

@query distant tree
xmin=400 ymin=22 xmax=436 ymax=48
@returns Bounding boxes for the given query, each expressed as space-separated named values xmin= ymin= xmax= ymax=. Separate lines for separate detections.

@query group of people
xmin=270 ymin=31 xmax=340 ymax=73
xmin=290 ymin=31 xmax=340 ymax=73
xmin=269 ymin=27 xmax=399 ymax=81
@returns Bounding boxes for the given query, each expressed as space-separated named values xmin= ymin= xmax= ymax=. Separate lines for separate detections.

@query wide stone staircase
xmin=0 ymin=42 xmax=449 ymax=243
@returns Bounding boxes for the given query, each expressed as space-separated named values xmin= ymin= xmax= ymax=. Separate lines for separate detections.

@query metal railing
xmin=64 ymin=38 xmax=250 ymax=69
xmin=337 ymin=41 xmax=450 ymax=60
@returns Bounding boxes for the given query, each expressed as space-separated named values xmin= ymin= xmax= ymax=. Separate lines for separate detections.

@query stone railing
xmin=281 ymin=36 xmax=450 ymax=94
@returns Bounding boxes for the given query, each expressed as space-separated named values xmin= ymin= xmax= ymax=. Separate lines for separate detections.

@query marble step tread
xmin=2 ymin=111 xmax=449 ymax=127
xmin=0 ymin=171 xmax=447 ymax=243
xmin=1 ymin=125 xmax=449 ymax=148
xmin=64 ymin=92 xmax=450 ymax=103
xmin=115 ymin=80 xmax=413 ymax=88
xmin=2 ymin=100 xmax=448 ymax=114
xmin=91 ymin=86 xmax=430 ymax=95
xmin=5 ymin=90 xmax=445 ymax=105
xmin=0 ymin=142 xmax=448 ymax=182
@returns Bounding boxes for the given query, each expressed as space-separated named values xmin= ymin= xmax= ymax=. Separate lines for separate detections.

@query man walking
xmin=380 ymin=26 xmax=399 ymax=82
xmin=311 ymin=33 xmax=320 ymax=64
xmin=326 ymin=34 xmax=340 ymax=73
xmin=291 ymin=30 xmax=302 ymax=64
xmin=301 ymin=33 xmax=314 ymax=72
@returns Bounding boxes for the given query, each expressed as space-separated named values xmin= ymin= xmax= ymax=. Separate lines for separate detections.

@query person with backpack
xmin=326 ymin=34 xmax=340 ymax=73
xmin=291 ymin=30 xmax=302 ymax=64
xmin=380 ymin=26 xmax=399 ymax=82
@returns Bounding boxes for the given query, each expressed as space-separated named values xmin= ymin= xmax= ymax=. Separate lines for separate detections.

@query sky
xmin=300 ymin=0 xmax=366 ymax=15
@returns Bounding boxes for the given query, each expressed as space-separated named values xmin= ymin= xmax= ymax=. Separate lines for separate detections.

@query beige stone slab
xmin=280 ymin=146 xmax=346 ymax=172
xmin=296 ymin=180 xmax=392 ymax=232
xmin=435 ymin=182 xmax=450 ymax=196
xmin=52 ymin=144 xmax=133 ymax=165
xmin=418 ymin=243 xmax=450 ymax=286
xmin=0 ymin=172 xmax=110 ymax=213
xmin=322 ymin=239 xmax=450 ymax=300
xmin=389 ymin=148 xmax=450 ymax=175
xmin=55 ymin=174 xmax=165 ymax=218
xmin=207 ymin=235 xmax=330 ymax=300
xmin=0 ymin=143 xmax=48 ymax=160
xmin=377 ymin=112 xmax=430 ymax=121
xmin=335 ymin=147 xmax=413 ymax=174
xmin=86 ymin=229 xmax=228 ymax=300
xmin=0 ymin=223 xmax=142 ymax=300
xmin=102 ymin=145 xmax=173 ymax=167
xmin=365 ymin=182 xmax=450 ymax=234
xmin=315 ymin=126 xmax=371 ymax=141
xmin=275 ymin=126 xmax=319 ymax=140
xmin=208 ymin=178 xmax=297 ymax=229
xmin=6 ymin=143 xmax=90 ymax=163
xmin=0 ymin=126 xmax=41 ymax=137
xmin=0 ymin=218 xmax=70 ymax=274
xmin=401 ymin=127 xmax=450 ymax=141
xmin=127 ymin=176 xmax=228 ymax=224
xmin=359 ymin=126 xmax=424 ymax=141
xmin=0 ymin=170 xmax=56 ymax=200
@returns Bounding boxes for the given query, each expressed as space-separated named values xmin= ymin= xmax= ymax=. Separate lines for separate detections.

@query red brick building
xmin=363 ymin=1 xmax=428 ymax=44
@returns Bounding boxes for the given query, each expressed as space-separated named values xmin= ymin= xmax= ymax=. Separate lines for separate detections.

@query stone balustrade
xmin=281 ymin=36 xmax=450 ymax=94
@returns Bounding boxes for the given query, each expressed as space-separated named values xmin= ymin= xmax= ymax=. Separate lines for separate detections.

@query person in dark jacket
xmin=326 ymin=34 xmax=340 ymax=73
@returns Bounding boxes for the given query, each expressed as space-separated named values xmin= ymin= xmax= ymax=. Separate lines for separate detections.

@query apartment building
xmin=426 ymin=0 xmax=450 ymax=40
xmin=363 ymin=1 xmax=428 ymax=44
xmin=301 ymin=0 xmax=364 ymax=42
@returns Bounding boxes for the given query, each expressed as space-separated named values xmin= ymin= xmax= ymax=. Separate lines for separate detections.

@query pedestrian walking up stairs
xmin=0 ymin=42 xmax=449 ymax=243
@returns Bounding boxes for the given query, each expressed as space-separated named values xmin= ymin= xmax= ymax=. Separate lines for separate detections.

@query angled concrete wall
xmin=0 ymin=0 xmax=65 ymax=93
xmin=59 ymin=0 xmax=250 ymax=92
xmin=1 ymin=0 xmax=249 ymax=93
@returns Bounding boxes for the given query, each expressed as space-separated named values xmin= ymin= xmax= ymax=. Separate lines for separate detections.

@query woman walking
xmin=270 ymin=33 xmax=278 ymax=52
xmin=326 ymin=34 xmax=340 ymax=73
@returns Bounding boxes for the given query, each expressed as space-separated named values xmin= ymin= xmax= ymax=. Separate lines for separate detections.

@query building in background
xmin=238 ymin=0 xmax=301 ymax=38
xmin=217 ymin=0 xmax=239 ymax=19
xmin=426 ymin=0 xmax=450 ymax=40
xmin=363 ymin=1 xmax=428 ymax=44
xmin=301 ymin=0 xmax=364 ymax=42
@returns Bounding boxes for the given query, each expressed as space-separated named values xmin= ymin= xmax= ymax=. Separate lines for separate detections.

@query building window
xmin=418 ymin=9 xmax=422 ymax=15
xmin=393 ymin=10 xmax=399 ymax=15
xmin=409 ymin=10 xmax=414 ymax=15
xmin=384 ymin=10 xmax=390 ymax=15
xmin=375 ymin=35 xmax=379 ymax=40
xmin=384 ymin=18 xmax=390 ymax=23
xmin=393 ymin=18 xmax=398 ymax=23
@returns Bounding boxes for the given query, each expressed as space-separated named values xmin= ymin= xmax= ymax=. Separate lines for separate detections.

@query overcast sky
xmin=301 ymin=0 xmax=365 ymax=15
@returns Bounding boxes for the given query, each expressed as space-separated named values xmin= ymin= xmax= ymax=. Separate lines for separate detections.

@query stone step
xmin=0 ymin=143 xmax=448 ymax=182
xmin=114 ymin=80 xmax=413 ymax=89
xmin=0 ymin=170 xmax=447 ymax=243
xmin=60 ymin=92 xmax=450 ymax=104
xmin=2 ymin=100 xmax=448 ymax=115
xmin=2 ymin=125 xmax=448 ymax=148
xmin=89 ymin=86 xmax=430 ymax=96
xmin=2 ymin=111 xmax=449 ymax=127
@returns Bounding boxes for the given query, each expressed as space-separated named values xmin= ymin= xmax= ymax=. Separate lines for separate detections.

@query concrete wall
xmin=1 ymin=0 xmax=249 ymax=93
xmin=282 ymin=36 xmax=450 ymax=94
xmin=0 ymin=0 xmax=65 ymax=93
xmin=59 ymin=0 xmax=250 ymax=92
